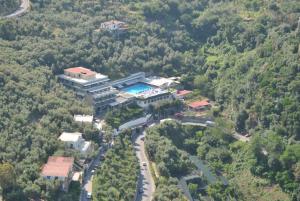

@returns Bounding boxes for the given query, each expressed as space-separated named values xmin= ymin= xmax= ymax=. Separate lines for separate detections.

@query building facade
xmin=135 ymin=89 xmax=174 ymax=108
xmin=59 ymin=132 xmax=92 ymax=157
xmin=58 ymin=67 xmax=117 ymax=113
xmin=41 ymin=157 xmax=74 ymax=191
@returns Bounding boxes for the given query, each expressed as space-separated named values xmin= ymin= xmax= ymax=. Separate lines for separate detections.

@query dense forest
xmin=92 ymin=131 xmax=139 ymax=201
xmin=0 ymin=0 xmax=19 ymax=15
xmin=146 ymin=121 xmax=237 ymax=200
xmin=0 ymin=0 xmax=299 ymax=200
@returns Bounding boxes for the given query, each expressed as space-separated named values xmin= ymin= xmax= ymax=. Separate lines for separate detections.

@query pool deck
xmin=121 ymin=82 xmax=155 ymax=95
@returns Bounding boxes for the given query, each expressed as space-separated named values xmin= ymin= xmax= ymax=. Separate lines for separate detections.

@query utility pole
xmin=296 ymin=17 xmax=300 ymax=34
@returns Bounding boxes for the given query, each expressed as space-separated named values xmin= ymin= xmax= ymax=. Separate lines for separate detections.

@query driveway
xmin=134 ymin=131 xmax=155 ymax=201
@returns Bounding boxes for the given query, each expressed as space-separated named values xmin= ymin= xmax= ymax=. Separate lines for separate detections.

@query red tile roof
xmin=176 ymin=90 xmax=192 ymax=96
xmin=65 ymin=67 xmax=96 ymax=76
xmin=41 ymin=156 xmax=74 ymax=178
xmin=188 ymin=100 xmax=210 ymax=108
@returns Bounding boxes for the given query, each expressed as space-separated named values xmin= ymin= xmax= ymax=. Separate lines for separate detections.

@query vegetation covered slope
xmin=0 ymin=64 xmax=91 ymax=200
xmin=0 ymin=0 xmax=299 ymax=200
xmin=92 ymin=131 xmax=139 ymax=201
xmin=0 ymin=0 xmax=19 ymax=16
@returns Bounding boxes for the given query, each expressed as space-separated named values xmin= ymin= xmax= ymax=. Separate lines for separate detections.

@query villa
xmin=41 ymin=156 xmax=74 ymax=191
xmin=174 ymin=90 xmax=192 ymax=99
xmin=59 ymin=132 xmax=92 ymax=157
xmin=100 ymin=20 xmax=128 ymax=32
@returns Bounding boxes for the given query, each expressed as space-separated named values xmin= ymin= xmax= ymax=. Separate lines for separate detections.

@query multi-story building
xmin=58 ymin=67 xmax=117 ymax=112
xmin=59 ymin=67 xmax=178 ymax=112
xmin=58 ymin=67 xmax=110 ymax=96
xmin=110 ymin=72 xmax=146 ymax=88
xmin=135 ymin=88 xmax=174 ymax=108
xmin=85 ymin=84 xmax=118 ymax=112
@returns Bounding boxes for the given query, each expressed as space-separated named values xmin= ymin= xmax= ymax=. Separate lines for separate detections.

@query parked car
xmin=100 ymin=154 xmax=105 ymax=161
xmin=138 ymin=188 xmax=143 ymax=193
xmin=87 ymin=192 xmax=92 ymax=199
xmin=175 ymin=112 xmax=184 ymax=119
xmin=205 ymin=120 xmax=215 ymax=127
xmin=141 ymin=137 xmax=145 ymax=141
xmin=142 ymin=162 xmax=147 ymax=166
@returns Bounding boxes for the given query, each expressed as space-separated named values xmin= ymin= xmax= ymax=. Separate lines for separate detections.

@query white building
xmin=58 ymin=67 xmax=117 ymax=113
xmin=59 ymin=132 xmax=92 ymax=156
xmin=135 ymin=88 xmax=174 ymax=108
xmin=145 ymin=76 xmax=180 ymax=89
xmin=74 ymin=115 xmax=93 ymax=123
xmin=100 ymin=20 xmax=128 ymax=31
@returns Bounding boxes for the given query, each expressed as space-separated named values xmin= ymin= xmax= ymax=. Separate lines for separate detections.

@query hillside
xmin=0 ymin=0 xmax=19 ymax=16
xmin=0 ymin=0 xmax=299 ymax=200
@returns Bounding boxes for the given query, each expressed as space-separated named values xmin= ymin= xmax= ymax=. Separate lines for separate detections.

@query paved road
xmin=134 ymin=131 xmax=155 ymax=201
xmin=5 ymin=0 xmax=30 ymax=18
xmin=80 ymin=147 xmax=105 ymax=201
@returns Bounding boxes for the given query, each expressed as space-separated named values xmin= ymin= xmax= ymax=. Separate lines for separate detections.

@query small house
xmin=188 ymin=100 xmax=211 ymax=111
xmin=41 ymin=156 xmax=74 ymax=191
xmin=175 ymin=90 xmax=192 ymax=99
xmin=59 ymin=132 xmax=92 ymax=156
xmin=100 ymin=20 xmax=128 ymax=31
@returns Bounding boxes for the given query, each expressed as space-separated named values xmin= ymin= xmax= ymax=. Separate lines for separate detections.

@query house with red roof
xmin=187 ymin=100 xmax=211 ymax=111
xmin=174 ymin=90 xmax=192 ymax=99
xmin=64 ymin=67 xmax=97 ymax=80
xmin=41 ymin=156 xmax=74 ymax=191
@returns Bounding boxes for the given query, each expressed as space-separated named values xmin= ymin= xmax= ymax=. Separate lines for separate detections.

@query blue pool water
xmin=122 ymin=83 xmax=154 ymax=95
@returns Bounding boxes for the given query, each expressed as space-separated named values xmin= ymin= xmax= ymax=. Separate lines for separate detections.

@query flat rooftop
xmin=74 ymin=115 xmax=93 ymax=123
xmin=136 ymin=88 xmax=169 ymax=99
xmin=145 ymin=76 xmax=180 ymax=88
xmin=65 ymin=67 xmax=96 ymax=76
xmin=59 ymin=73 xmax=109 ymax=84
xmin=59 ymin=132 xmax=82 ymax=142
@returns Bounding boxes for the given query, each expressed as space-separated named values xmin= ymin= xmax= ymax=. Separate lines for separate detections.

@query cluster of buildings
xmin=40 ymin=67 xmax=212 ymax=193
xmin=58 ymin=67 xmax=181 ymax=114
xmin=41 ymin=131 xmax=93 ymax=191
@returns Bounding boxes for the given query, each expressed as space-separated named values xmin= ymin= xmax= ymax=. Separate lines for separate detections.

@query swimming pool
xmin=122 ymin=83 xmax=154 ymax=95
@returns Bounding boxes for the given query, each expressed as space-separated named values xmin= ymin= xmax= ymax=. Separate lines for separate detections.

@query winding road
xmin=80 ymin=147 xmax=106 ymax=201
xmin=5 ymin=0 xmax=30 ymax=18
xmin=134 ymin=131 xmax=156 ymax=201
